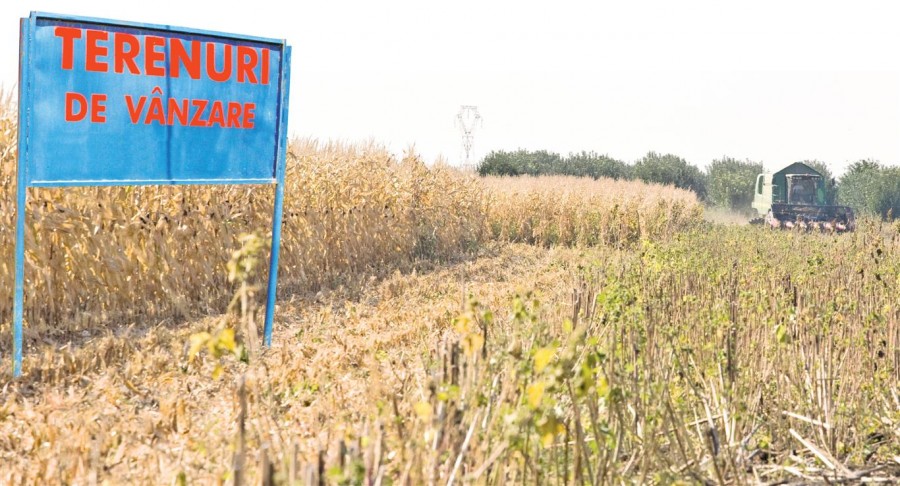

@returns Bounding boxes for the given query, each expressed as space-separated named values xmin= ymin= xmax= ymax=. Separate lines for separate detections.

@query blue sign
xmin=11 ymin=12 xmax=292 ymax=376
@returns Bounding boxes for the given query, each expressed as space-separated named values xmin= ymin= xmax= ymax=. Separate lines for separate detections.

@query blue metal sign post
xmin=12 ymin=12 xmax=291 ymax=376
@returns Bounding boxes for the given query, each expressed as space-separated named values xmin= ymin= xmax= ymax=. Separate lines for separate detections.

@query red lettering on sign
xmin=208 ymin=101 xmax=225 ymax=127
xmin=65 ymin=92 xmax=87 ymax=121
xmin=53 ymin=27 xmax=272 ymax=84
xmin=170 ymin=38 xmax=201 ymax=79
xmin=206 ymin=43 xmax=233 ymax=82
xmin=168 ymin=98 xmax=189 ymax=125
xmin=243 ymin=103 xmax=255 ymax=128
xmin=66 ymin=92 xmax=106 ymax=123
xmin=144 ymin=97 xmax=165 ymax=124
xmin=85 ymin=30 xmax=109 ymax=72
xmin=125 ymin=95 xmax=146 ymax=123
xmin=236 ymin=46 xmax=258 ymax=84
xmin=121 ymin=94 xmax=256 ymax=128
xmin=55 ymin=27 xmax=82 ymax=70
xmin=91 ymin=94 xmax=107 ymax=122
xmin=145 ymin=36 xmax=166 ymax=76
xmin=261 ymin=48 xmax=270 ymax=85
xmin=113 ymin=33 xmax=140 ymax=74
xmin=190 ymin=100 xmax=209 ymax=126
xmin=227 ymin=102 xmax=241 ymax=127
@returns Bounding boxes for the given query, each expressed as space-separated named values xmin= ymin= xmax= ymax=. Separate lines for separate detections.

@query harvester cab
xmin=786 ymin=174 xmax=822 ymax=205
xmin=751 ymin=162 xmax=855 ymax=232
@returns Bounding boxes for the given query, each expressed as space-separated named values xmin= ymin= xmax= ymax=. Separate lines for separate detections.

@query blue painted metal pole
xmin=13 ymin=173 xmax=26 ymax=377
xmin=262 ymin=44 xmax=292 ymax=347
xmin=263 ymin=181 xmax=285 ymax=347
xmin=12 ymin=17 xmax=31 ymax=378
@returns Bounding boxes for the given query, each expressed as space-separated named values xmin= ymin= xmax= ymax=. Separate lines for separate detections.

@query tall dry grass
xmin=483 ymin=175 xmax=701 ymax=247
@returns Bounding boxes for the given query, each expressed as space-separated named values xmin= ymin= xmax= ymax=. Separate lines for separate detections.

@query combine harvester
xmin=751 ymin=162 xmax=856 ymax=232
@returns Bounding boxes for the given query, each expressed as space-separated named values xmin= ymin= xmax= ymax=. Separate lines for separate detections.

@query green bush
xmin=477 ymin=149 xmax=628 ymax=180
xmin=632 ymin=151 xmax=707 ymax=199
xmin=477 ymin=150 xmax=523 ymax=176
xmin=838 ymin=160 xmax=900 ymax=219
xmin=560 ymin=151 xmax=631 ymax=180
xmin=706 ymin=157 xmax=763 ymax=211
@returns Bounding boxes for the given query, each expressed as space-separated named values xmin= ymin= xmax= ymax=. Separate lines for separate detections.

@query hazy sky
xmin=2 ymin=0 xmax=899 ymax=174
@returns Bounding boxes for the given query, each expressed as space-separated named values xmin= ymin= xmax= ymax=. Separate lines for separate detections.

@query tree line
xmin=477 ymin=150 xmax=900 ymax=219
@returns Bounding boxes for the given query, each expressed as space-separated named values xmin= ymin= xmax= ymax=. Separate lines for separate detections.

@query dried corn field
xmin=0 ymin=135 xmax=485 ymax=342
xmin=0 ymin=107 xmax=700 ymax=350
xmin=483 ymin=175 xmax=701 ymax=247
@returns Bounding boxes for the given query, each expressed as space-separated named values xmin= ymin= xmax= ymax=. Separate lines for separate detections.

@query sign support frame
xmin=13 ymin=16 xmax=34 ymax=378
xmin=264 ymin=46 xmax=292 ymax=347
xmin=10 ymin=12 xmax=292 ymax=377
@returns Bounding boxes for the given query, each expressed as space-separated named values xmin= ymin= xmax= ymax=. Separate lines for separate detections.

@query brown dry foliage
xmin=0 ymin=109 xmax=700 ymax=350
xmin=483 ymin=175 xmax=701 ymax=247
xmin=0 ymin=134 xmax=487 ymax=345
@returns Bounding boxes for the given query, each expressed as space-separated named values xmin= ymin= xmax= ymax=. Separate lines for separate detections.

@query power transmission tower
xmin=456 ymin=105 xmax=482 ymax=168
